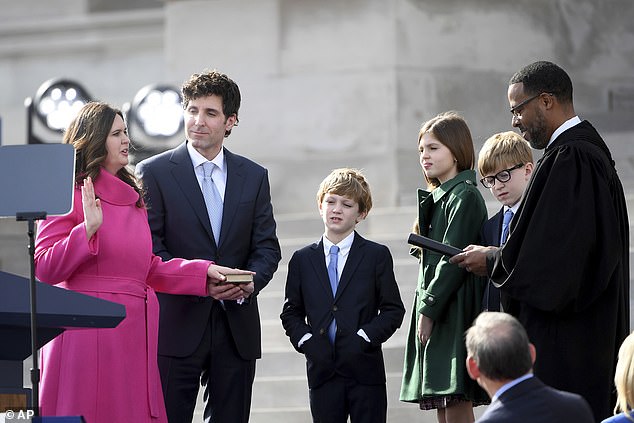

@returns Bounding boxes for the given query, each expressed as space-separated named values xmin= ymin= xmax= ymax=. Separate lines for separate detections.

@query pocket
xmin=302 ymin=335 xmax=332 ymax=364
xmin=357 ymin=334 xmax=377 ymax=354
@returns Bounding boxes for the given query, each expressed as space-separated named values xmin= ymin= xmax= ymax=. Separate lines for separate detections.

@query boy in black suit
xmin=477 ymin=132 xmax=533 ymax=311
xmin=280 ymin=168 xmax=405 ymax=423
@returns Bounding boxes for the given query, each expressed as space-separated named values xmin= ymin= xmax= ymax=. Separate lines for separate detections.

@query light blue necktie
xmin=201 ymin=162 xmax=223 ymax=245
xmin=327 ymin=245 xmax=340 ymax=344
xmin=500 ymin=209 xmax=514 ymax=245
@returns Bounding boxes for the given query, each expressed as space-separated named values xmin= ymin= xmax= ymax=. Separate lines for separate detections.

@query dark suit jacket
xmin=280 ymin=232 xmax=405 ymax=388
xmin=480 ymin=207 xmax=503 ymax=311
xmin=477 ymin=376 xmax=594 ymax=423
xmin=136 ymin=142 xmax=281 ymax=360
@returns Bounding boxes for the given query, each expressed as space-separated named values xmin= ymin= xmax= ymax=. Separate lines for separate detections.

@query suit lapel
xmin=492 ymin=207 xmax=504 ymax=247
xmin=168 ymin=142 xmax=214 ymax=241
xmin=221 ymin=149 xmax=246 ymax=249
xmin=335 ymin=232 xmax=365 ymax=300
xmin=308 ymin=240 xmax=335 ymax=298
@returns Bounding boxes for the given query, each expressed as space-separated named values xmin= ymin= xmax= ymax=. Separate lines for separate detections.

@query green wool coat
xmin=400 ymin=170 xmax=489 ymax=405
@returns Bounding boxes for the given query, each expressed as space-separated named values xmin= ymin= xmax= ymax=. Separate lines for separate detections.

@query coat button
xmin=319 ymin=328 xmax=326 ymax=335
xmin=332 ymin=305 xmax=338 ymax=311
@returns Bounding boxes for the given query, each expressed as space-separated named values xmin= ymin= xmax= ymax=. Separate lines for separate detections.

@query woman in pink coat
xmin=34 ymin=102 xmax=252 ymax=423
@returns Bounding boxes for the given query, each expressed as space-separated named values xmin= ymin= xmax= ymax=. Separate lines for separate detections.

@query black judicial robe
xmin=489 ymin=120 xmax=630 ymax=421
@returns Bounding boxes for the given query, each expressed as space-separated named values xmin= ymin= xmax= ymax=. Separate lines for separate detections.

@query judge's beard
xmin=525 ymin=110 xmax=549 ymax=150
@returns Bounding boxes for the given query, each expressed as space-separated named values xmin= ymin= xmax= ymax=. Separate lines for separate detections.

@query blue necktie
xmin=327 ymin=245 xmax=340 ymax=344
xmin=500 ymin=209 xmax=514 ymax=245
xmin=201 ymin=162 xmax=223 ymax=245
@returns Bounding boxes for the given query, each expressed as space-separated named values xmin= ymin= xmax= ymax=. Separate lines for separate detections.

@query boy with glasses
xmin=477 ymin=131 xmax=533 ymax=311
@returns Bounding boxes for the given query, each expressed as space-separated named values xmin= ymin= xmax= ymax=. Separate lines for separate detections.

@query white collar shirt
xmin=187 ymin=142 xmax=227 ymax=199
xmin=322 ymin=231 xmax=355 ymax=279
xmin=547 ymin=115 xmax=581 ymax=148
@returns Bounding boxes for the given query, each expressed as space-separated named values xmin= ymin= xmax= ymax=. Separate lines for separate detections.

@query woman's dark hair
xmin=63 ymin=102 xmax=143 ymax=207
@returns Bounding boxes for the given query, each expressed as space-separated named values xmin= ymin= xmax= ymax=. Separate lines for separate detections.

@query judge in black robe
xmin=451 ymin=61 xmax=630 ymax=421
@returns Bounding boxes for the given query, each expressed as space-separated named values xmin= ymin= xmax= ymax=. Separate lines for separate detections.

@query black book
xmin=407 ymin=233 xmax=463 ymax=257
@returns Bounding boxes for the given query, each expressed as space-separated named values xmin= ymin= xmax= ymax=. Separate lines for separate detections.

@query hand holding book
xmin=206 ymin=264 xmax=255 ymax=299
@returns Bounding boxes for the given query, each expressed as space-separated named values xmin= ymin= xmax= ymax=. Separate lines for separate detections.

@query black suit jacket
xmin=280 ymin=232 xmax=405 ymax=388
xmin=480 ymin=207 xmax=503 ymax=311
xmin=477 ymin=376 xmax=594 ymax=423
xmin=136 ymin=142 xmax=281 ymax=360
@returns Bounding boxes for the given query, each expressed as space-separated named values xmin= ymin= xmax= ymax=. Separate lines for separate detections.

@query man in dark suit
xmin=476 ymin=131 xmax=533 ymax=311
xmin=280 ymin=168 xmax=405 ymax=423
xmin=465 ymin=312 xmax=594 ymax=423
xmin=136 ymin=70 xmax=281 ymax=423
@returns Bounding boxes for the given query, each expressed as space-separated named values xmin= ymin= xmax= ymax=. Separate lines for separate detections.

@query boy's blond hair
xmin=478 ymin=131 xmax=533 ymax=177
xmin=316 ymin=168 xmax=373 ymax=215
xmin=614 ymin=332 xmax=634 ymax=419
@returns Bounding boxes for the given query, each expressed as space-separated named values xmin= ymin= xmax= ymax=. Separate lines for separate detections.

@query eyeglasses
xmin=509 ymin=93 xmax=546 ymax=118
xmin=480 ymin=163 xmax=524 ymax=188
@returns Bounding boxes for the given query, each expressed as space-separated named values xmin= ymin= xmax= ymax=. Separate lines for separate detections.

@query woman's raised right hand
xmin=82 ymin=176 xmax=103 ymax=240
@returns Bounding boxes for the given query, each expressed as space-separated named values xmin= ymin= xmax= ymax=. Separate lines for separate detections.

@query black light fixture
xmin=25 ymin=79 xmax=92 ymax=144
xmin=124 ymin=84 xmax=183 ymax=163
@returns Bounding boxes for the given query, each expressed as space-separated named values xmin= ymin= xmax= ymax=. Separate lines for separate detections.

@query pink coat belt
xmin=56 ymin=275 xmax=162 ymax=417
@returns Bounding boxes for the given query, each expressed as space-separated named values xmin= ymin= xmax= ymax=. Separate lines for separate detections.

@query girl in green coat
xmin=400 ymin=112 xmax=489 ymax=423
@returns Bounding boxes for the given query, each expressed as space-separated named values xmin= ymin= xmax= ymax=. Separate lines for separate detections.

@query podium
xmin=0 ymin=270 xmax=125 ymax=414
xmin=1 ymin=143 xmax=81 ymax=416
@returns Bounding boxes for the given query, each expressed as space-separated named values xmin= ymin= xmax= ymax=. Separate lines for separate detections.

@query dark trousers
xmin=309 ymin=375 xmax=387 ymax=423
xmin=158 ymin=302 xmax=256 ymax=423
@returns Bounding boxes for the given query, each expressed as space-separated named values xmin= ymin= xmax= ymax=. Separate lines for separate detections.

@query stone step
xmin=193 ymin=363 xmax=490 ymax=422
xmin=244 ymin=402 xmax=487 ymax=423
xmin=250 ymin=371 xmax=408 ymax=411
xmin=257 ymin=343 xmax=410 ymax=378
xmin=194 ymin=395 xmax=435 ymax=423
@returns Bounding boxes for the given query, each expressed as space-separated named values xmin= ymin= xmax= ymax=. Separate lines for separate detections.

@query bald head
xmin=466 ymin=312 xmax=533 ymax=381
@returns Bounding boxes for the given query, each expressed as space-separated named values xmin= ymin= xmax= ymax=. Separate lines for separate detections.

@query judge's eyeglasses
xmin=480 ymin=163 xmax=524 ymax=188
xmin=509 ymin=92 xmax=552 ymax=119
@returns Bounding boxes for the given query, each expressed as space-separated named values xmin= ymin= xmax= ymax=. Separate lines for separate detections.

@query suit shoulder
xmin=361 ymin=237 xmax=391 ymax=254
xmin=545 ymin=385 xmax=591 ymax=406
xmin=290 ymin=242 xmax=320 ymax=258
xmin=355 ymin=237 xmax=394 ymax=265
xmin=476 ymin=403 xmax=512 ymax=423
xmin=137 ymin=146 xmax=179 ymax=169
xmin=226 ymin=150 xmax=268 ymax=173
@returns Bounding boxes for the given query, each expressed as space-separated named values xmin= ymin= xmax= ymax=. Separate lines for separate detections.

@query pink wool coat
xmin=34 ymin=168 xmax=211 ymax=423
